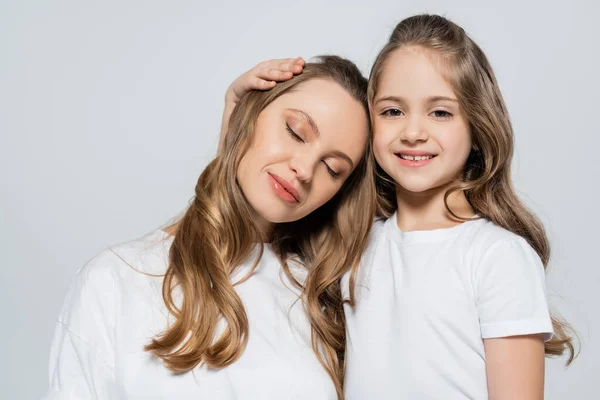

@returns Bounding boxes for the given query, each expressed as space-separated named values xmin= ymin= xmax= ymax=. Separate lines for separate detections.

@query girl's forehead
xmin=375 ymin=48 xmax=457 ymax=101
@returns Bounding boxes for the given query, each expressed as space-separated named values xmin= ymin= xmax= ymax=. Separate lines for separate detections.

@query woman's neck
xmin=395 ymin=181 xmax=475 ymax=232
xmin=250 ymin=212 xmax=274 ymax=242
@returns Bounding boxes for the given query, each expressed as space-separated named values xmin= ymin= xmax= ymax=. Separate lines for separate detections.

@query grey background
xmin=1 ymin=0 xmax=598 ymax=398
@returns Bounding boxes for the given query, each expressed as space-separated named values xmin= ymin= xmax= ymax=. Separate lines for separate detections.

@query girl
xmin=44 ymin=56 xmax=377 ymax=400
xmin=223 ymin=14 xmax=575 ymax=400
xmin=344 ymin=14 xmax=575 ymax=399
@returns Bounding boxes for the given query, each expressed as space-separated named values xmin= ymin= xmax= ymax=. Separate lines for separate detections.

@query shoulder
xmin=465 ymin=218 xmax=526 ymax=247
xmin=465 ymin=222 xmax=552 ymax=338
xmin=108 ymin=229 xmax=173 ymax=276
xmin=79 ymin=229 xmax=171 ymax=285
xmin=341 ymin=218 xmax=388 ymax=298
xmin=362 ymin=218 xmax=388 ymax=267
xmin=356 ymin=217 xmax=388 ymax=268
xmin=453 ymin=218 xmax=544 ymax=284
xmin=461 ymin=218 xmax=537 ymax=262
xmin=349 ymin=217 xmax=387 ymax=273
xmin=371 ymin=217 xmax=387 ymax=237
xmin=59 ymin=230 xmax=172 ymax=325
xmin=462 ymin=220 xmax=545 ymax=288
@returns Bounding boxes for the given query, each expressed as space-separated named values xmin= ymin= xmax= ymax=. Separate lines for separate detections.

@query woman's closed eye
xmin=286 ymin=123 xmax=304 ymax=142
xmin=323 ymin=161 xmax=339 ymax=179
xmin=285 ymin=121 xmax=342 ymax=179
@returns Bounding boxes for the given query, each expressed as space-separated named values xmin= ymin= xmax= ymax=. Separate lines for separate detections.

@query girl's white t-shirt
xmin=44 ymin=230 xmax=336 ymax=400
xmin=343 ymin=214 xmax=553 ymax=400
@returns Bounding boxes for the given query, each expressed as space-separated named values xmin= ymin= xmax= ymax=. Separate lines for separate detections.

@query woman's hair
xmin=145 ymin=55 xmax=377 ymax=398
xmin=368 ymin=14 xmax=576 ymax=363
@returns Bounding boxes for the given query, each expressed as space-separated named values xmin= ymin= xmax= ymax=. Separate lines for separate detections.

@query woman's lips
xmin=267 ymin=173 xmax=300 ymax=204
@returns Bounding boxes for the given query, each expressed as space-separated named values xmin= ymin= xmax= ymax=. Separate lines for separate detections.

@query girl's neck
xmin=395 ymin=181 xmax=476 ymax=232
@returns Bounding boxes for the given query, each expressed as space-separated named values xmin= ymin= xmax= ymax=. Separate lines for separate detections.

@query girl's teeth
xmin=400 ymin=154 xmax=433 ymax=161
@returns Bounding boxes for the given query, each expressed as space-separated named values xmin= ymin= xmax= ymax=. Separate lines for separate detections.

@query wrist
xmin=224 ymin=88 xmax=238 ymax=104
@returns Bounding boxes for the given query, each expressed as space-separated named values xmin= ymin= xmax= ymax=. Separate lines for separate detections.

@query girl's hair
xmin=145 ymin=55 xmax=377 ymax=398
xmin=368 ymin=14 xmax=576 ymax=363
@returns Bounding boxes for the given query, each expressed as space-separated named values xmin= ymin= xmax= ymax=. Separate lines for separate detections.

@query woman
xmin=44 ymin=56 xmax=376 ymax=400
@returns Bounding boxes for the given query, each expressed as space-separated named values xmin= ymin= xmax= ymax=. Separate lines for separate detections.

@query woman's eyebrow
xmin=329 ymin=150 xmax=354 ymax=169
xmin=287 ymin=108 xmax=320 ymax=137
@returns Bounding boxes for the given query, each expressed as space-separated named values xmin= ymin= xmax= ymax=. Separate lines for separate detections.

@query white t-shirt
xmin=343 ymin=214 xmax=553 ymax=400
xmin=44 ymin=230 xmax=336 ymax=400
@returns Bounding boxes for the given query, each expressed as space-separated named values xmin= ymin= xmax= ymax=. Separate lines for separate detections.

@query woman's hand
xmin=219 ymin=57 xmax=305 ymax=153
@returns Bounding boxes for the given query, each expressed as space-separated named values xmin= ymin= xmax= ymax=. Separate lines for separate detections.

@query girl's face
xmin=371 ymin=46 xmax=472 ymax=196
xmin=237 ymin=78 xmax=368 ymax=229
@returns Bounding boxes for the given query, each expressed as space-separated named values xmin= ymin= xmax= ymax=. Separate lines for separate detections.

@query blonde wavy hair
xmin=368 ymin=14 xmax=576 ymax=363
xmin=145 ymin=55 xmax=377 ymax=398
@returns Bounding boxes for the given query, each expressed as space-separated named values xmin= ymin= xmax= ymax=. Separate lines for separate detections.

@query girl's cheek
xmin=372 ymin=134 xmax=388 ymax=164
xmin=372 ymin=128 xmax=388 ymax=148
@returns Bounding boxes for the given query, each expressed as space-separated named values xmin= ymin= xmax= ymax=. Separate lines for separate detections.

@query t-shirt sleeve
xmin=43 ymin=251 xmax=121 ymax=399
xmin=474 ymin=238 xmax=553 ymax=340
xmin=43 ymin=322 xmax=118 ymax=400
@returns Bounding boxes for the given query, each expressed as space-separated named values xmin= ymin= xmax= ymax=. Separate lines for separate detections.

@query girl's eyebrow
xmin=374 ymin=95 xmax=458 ymax=105
xmin=427 ymin=96 xmax=458 ymax=103
xmin=374 ymin=95 xmax=406 ymax=106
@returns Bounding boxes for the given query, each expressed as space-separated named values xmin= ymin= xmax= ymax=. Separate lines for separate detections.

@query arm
xmin=474 ymin=238 xmax=554 ymax=400
xmin=218 ymin=57 xmax=305 ymax=154
xmin=44 ymin=252 xmax=120 ymax=399
xmin=484 ymin=334 xmax=546 ymax=400
xmin=45 ymin=323 xmax=118 ymax=399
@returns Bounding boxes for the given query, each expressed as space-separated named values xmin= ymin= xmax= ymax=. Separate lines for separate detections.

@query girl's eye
xmin=286 ymin=123 xmax=304 ymax=142
xmin=381 ymin=108 xmax=404 ymax=117
xmin=432 ymin=110 xmax=452 ymax=119
xmin=323 ymin=161 xmax=339 ymax=179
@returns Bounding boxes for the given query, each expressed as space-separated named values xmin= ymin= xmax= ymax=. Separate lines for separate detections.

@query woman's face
xmin=237 ymin=78 xmax=368 ymax=229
